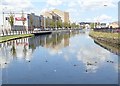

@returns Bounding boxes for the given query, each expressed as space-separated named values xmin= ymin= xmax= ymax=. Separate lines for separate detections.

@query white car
xmin=34 ymin=28 xmax=41 ymax=31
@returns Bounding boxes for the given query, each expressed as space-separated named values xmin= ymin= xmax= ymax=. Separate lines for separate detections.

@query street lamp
xmin=44 ymin=16 xmax=46 ymax=30
xmin=2 ymin=7 xmax=7 ymax=30
xmin=94 ymin=4 xmax=108 ymax=28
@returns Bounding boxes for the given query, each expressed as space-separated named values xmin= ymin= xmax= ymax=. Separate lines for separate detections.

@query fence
xmin=93 ymin=28 xmax=120 ymax=33
xmin=0 ymin=29 xmax=34 ymax=36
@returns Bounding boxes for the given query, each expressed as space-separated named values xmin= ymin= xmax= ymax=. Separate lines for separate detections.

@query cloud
xmin=66 ymin=8 xmax=80 ymax=22
xmin=68 ymin=1 xmax=77 ymax=8
xmin=77 ymin=0 xmax=116 ymax=10
xmin=1 ymin=0 xmax=33 ymax=12
xmin=83 ymin=14 xmax=113 ymax=22
xmin=46 ymin=0 xmax=63 ymax=6
xmin=93 ymin=14 xmax=112 ymax=22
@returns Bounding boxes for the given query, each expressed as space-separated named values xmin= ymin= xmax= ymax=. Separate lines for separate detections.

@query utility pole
xmin=3 ymin=11 xmax=4 ymax=30
xmin=44 ymin=16 xmax=46 ymax=30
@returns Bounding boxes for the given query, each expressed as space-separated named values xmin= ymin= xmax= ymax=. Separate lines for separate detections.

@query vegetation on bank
xmin=89 ymin=30 xmax=120 ymax=46
xmin=89 ymin=30 xmax=119 ymax=39
xmin=0 ymin=34 xmax=34 ymax=43
xmin=94 ymin=39 xmax=120 ymax=55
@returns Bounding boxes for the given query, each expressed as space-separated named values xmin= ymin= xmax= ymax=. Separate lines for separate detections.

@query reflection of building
xmin=64 ymin=34 xmax=69 ymax=47
xmin=0 ymin=58 xmax=9 ymax=68
xmin=29 ymin=33 xmax=70 ymax=53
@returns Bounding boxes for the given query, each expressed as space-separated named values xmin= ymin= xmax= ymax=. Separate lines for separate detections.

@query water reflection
xmin=0 ymin=31 xmax=79 ymax=69
xmin=0 ymin=38 xmax=33 ymax=68
xmin=0 ymin=31 xmax=118 ymax=84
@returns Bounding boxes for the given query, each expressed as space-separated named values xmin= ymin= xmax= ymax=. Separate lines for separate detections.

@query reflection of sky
xmin=49 ymin=34 xmax=118 ymax=73
xmin=0 ymin=67 xmax=1 ymax=86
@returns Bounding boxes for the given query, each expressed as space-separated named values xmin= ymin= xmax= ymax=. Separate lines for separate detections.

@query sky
xmin=0 ymin=0 xmax=119 ymax=25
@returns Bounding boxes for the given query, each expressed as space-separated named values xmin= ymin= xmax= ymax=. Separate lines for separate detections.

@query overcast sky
xmin=0 ymin=0 xmax=119 ymax=25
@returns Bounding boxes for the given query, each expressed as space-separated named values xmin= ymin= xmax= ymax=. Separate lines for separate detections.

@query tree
xmin=50 ymin=20 xmax=55 ymax=28
xmin=71 ymin=23 xmax=76 ymax=29
xmin=68 ymin=23 xmax=71 ymax=28
xmin=21 ymin=10 xmax=26 ymax=30
xmin=11 ymin=45 xmax=16 ymax=58
xmin=90 ymin=23 xmax=94 ymax=29
xmin=57 ymin=20 xmax=62 ymax=28
xmin=63 ymin=22 xmax=69 ymax=29
xmin=75 ymin=24 xmax=80 ymax=29
xmin=8 ymin=12 xmax=14 ymax=30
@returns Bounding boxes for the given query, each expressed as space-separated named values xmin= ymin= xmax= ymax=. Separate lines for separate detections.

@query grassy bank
xmin=89 ymin=30 xmax=120 ymax=45
xmin=0 ymin=34 xmax=34 ymax=43
xmin=89 ymin=31 xmax=119 ymax=39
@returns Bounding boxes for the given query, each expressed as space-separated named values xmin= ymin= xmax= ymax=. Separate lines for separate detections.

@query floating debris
xmin=107 ymin=61 xmax=114 ymax=63
xmin=87 ymin=62 xmax=93 ymax=65
xmin=74 ymin=64 xmax=77 ymax=66
xmin=95 ymin=62 xmax=97 ymax=63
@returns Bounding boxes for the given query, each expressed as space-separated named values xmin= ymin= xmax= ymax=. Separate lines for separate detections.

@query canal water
xmin=0 ymin=31 xmax=118 ymax=84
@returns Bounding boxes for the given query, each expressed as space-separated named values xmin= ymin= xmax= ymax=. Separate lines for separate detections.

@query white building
xmin=100 ymin=23 xmax=109 ymax=28
xmin=1 ymin=12 xmax=44 ymax=31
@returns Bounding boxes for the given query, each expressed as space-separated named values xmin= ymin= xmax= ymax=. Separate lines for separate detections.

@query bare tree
xmin=8 ymin=12 xmax=14 ymax=30
xmin=21 ymin=10 xmax=26 ymax=31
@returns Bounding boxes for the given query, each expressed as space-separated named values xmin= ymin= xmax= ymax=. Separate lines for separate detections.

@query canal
xmin=0 ymin=30 xmax=119 ymax=84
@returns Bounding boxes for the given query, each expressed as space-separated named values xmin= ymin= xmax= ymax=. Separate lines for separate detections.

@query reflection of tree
xmin=11 ymin=45 xmax=16 ymax=58
xmin=23 ymin=45 xmax=27 ymax=58
xmin=29 ymin=44 xmax=35 ymax=51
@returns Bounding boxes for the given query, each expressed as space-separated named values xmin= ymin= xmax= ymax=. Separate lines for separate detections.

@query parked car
xmin=44 ymin=28 xmax=49 ymax=31
xmin=34 ymin=28 xmax=42 ymax=31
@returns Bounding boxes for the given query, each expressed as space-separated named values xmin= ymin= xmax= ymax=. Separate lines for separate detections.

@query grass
xmin=89 ymin=30 xmax=119 ymax=39
xmin=0 ymin=34 xmax=34 ymax=43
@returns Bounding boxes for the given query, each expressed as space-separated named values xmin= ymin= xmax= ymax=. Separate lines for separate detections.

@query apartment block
xmin=52 ymin=9 xmax=70 ymax=23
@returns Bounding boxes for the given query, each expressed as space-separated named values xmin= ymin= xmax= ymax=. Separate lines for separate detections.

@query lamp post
xmin=44 ymin=16 xmax=46 ymax=30
xmin=94 ymin=4 xmax=107 ymax=29
xmin=2 ymin=7 xmax=8 ymax=30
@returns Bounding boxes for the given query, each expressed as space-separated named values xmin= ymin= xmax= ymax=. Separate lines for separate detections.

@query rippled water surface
xmin=0 ymin=31 xmax=118 ymax=84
